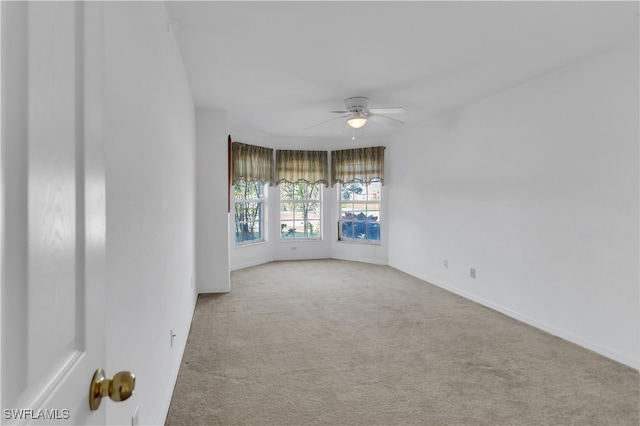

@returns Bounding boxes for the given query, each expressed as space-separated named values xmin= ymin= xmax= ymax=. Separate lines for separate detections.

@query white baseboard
xmin=230 ymin=258 xmax=271 ymax=271
xmin=159 ymin=295 xmax=197 ymax=425
xmin=390 ymin=262 xmax=639 ymax=371
xmin=331 ymin=254 xmax=388 ymax=266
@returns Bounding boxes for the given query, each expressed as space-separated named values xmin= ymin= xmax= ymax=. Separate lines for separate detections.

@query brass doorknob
xmin=89 ymin=369 xmax=136 ymax=411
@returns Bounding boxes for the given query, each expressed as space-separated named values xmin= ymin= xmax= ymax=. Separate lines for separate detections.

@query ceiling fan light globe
xmin=347 ymin=114 xmax=367 ymax=129
xmin=347 ymin=118 xmax=367 ymax=129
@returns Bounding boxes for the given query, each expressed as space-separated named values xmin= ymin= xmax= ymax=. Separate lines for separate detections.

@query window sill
xmin=337 ymin=239 xmax=382 ymax=246
xmin=234 ymin=240 xmax=267 ymax=248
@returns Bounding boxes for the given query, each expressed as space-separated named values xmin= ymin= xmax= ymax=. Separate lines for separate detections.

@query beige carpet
xmin=166 ymin=259 xmax=639 ymax=425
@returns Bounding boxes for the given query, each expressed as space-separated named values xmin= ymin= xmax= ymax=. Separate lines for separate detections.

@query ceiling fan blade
xmin=304 ymin=114 xmax=349 ymax=130
xmin=367 ymin=113 xmax=405 ymax=128
xmin=329 ymin=110 xmax=349 ymax=114
xmin=367 ymin=106 xmax=408 ymax=114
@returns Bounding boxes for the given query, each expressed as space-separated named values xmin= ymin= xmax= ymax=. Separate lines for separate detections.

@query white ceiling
xmin=165 ymin=1 xmax=639 ymax=142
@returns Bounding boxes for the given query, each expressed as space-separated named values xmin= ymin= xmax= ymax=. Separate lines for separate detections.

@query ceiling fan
xmin=305 ymin=97 xmax=407 ymax=131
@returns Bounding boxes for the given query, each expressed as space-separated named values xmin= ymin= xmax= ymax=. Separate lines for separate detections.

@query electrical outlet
xmin=443 ymin=259 xmax=448 ymax=269
xmin=470 ymin=268 xmax=476 ymax=279
xmin=290 ymin=246 xmax=297 ymax=250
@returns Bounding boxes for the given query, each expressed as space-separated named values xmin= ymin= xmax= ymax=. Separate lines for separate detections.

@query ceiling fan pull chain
xmin=352 ymin=127 xmax=356 ymax=141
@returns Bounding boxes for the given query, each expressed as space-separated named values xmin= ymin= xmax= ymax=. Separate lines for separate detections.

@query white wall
xmin=196 ymin=108 xmax=231 ymax=292
xmin=103 ymin=3 xmax=196 ymax=425
xmin=388 ymin=41 xmax=639 ymax=369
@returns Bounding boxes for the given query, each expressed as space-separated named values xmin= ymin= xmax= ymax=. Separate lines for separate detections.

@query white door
xmin=2 ymin=2 xmax=113 ymax=424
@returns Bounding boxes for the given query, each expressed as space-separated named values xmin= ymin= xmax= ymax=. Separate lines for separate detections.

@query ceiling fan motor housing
xmin=344 ymin=96 xmax=369 ymax=112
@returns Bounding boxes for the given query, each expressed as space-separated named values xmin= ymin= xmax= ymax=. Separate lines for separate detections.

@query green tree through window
xmin=280 ymin=182 xmax=321 ymax=239
xmin=234 ymin=181 xmax=265 ymax=244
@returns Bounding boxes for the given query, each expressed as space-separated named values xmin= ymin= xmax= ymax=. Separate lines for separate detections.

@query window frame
xmin=279 ymin=181 xmax=323 ymax=241
xmin=233 ymin=180 xmax=267 ymax=246
xmin=337 ymin=179 xmax=382 ymax=244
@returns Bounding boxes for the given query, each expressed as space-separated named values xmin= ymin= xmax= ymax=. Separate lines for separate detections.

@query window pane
xmin=341 ymin=220 xmax=355 ymax=239
xmin=305 ymin=202 xmax=321 ymax=220
xmin=352 ymin=189 xmax=368 ymax=201
xmin=235 ymin=202 xmax=261 ymax=218
xmin=366 ymin=222 xmax=380 ymax=241
xmin=280 ymin=182 xmax=322 ymax=240
xmin=281 ymin=182 xmax=294 ymax=200
xmin=307 ymin=184 xmax=319 ymax=199
xmin=281 ymin=221 xmax=296 ymax=238
xmin=366 ymin=207 xmax=380 ymax=221
xmin=280 ymin=202 xmax=296 ymax=220
xmin=367 ymin=181 xmax=382 ymax=200
xmin=235 ymin=220 xmax=262 ymax=243
xmin=338 ymin=182 xmax=381 ymax=242
xmin=306 ymin=220 xmax=321 ymax=238
xmin=235 ymin=181 xmax=262 ymax=200
xmin=234 ymin=181 xmax=265 ymax=245
xmin=341 ymin=183 xmax=363 ymax=200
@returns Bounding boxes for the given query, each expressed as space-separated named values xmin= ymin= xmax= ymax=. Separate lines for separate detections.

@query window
xmin=280 ymin=182 xmax=321 ymax=239
xmin=234 ymin=181 xmax=266 ymax=245
xmin=338 ymin=179 xmax=381 ymax=242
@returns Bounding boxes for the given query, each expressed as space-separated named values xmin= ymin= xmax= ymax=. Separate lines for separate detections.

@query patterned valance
xmin=231 ymin=142 xmax=274 ymax=185
xmin=331 ymin=146 xmax=385 ymax=186
xmin=276 ymin=150 xmax=329 ymax=186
